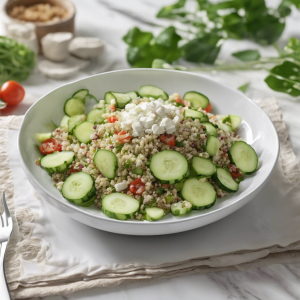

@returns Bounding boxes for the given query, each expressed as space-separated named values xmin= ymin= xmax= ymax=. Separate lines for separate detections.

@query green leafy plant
xmin=0 ymin=36 xmax=35 ymax=85
xmin=123 ymin=0 xmax=300 ymax=96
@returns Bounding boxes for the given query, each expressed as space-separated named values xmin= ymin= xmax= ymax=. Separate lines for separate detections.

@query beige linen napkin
xmin=1 ymin=98 xmax=300 ymax=299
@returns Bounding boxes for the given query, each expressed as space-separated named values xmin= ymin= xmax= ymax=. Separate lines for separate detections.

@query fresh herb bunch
xmin=153 ymin=37 xmax=300 ymax=97
xmin=0 ymin=36 xmax=35 ymax=85
xmin=123 ymin=0 xmax=300 ymax=96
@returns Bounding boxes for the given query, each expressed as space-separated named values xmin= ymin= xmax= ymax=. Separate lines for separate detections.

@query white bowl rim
xmin=18 ymin=68 xmax=280 ymax=227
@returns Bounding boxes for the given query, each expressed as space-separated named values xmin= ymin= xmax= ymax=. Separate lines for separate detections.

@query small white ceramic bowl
xmin=18 ymin=69 xmax=279 ymax=235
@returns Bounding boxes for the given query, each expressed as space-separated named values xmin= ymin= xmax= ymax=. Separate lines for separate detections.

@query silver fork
xmin=0 ymin=192 xmax=13 ymax=300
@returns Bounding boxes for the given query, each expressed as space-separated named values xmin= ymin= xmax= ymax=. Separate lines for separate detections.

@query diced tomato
xmin=108 ymin=116 xmax=118 ymax=123
xmin=110 ymin=105 xmax=116 ymax=112
xmin=39 ymin=138 xmax=61 ymax=155
xmin=230 ymin=170 xmax=244 ymax=178
xmin=117 ymin=131 xmax=131 ymax=143
xmin=204 ymin=103 xmax=212 ymax=113
xmin=69 ymin=166 xmax=78 ymax=173
xmin=159 ymin=133 xmax=176 ymax=147
xmin=129 ymin=178 xmax=145 ymax=195
xmin=174 ymin=95 xmax=184 ymax=105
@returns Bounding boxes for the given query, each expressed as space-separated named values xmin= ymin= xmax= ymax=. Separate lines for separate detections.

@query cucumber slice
xmin=93 ymin=150 xmax=118 ymax=179
xmin=217 ymin=122 xmax=233 ymax=133
xmin=171 ymin=200 xmax=192 ymax=216
xmin=216 ymin=115 xmax=227 ymax=121
xmin=104 ymin=92 xmax=115 ymax=105
xmin=41 ymin=151 xmax=75 ymax=174
xmin=206 ymin=136 xmax=220 ymax=156
xmin=104 ymin=92 xmax=131 ymax=108
xmin=183 ymin=109 xmax=205 ymax=120
xmin=190 ymin=157 xmax=216 ymax=177
xmin=86 ymin=109 xmax=105 ymax=124
xmin=138 ymin=85 xmax=168 ymax=100
xmin=181 ymin=178 xmax=216 ymax=210
xmin=132 ymin=167 xmax=143 ymax=175
xmin=60 ymin=115 xmax=70 ymax=131
xmin=150 ymin=150 xmax=188 ymax=184
xmin=78 ymin=195 xmax=96 ymax=207
xmin=183 ymin=91 xmax=209 ymax=110
xmin=72 ymin=89 xmax=89 ymax=101
xmin=35 ymin=132 xmax=52 ymax=143
xmin=62 ymin=172 xmax=96 ymax=204
xmin=64 ymin=98 xmax=85 ymax=117
xmin=112 ymin=92 xmax=131 ymax=108
xmin=145 ymin=207 xmax=164 ymax=221
xmin=73 ymin=122 xmax=95 ymax=144
xmin=202 ymin=122 xmax=217 ymax=137
xmin=212 ymin=167 xmax=239 ymax=192
xmin=228 ymin=115 xmax=242 ymax=131
xmin=229 ymin=141 xmax=258 ymax=174
xmin=126 ymin=91 xmax=139 ymax=100
xmin=102 ymin=193 xmax=140 ymax=220
xmin=200 ymin=115 xmax=209 ymax=122
xmin=68 ymin=114 xmax=86 ymax=133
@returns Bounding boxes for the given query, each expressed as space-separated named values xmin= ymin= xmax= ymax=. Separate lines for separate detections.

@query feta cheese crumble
xmin=120 ymin=98 xmax=181 ymax=136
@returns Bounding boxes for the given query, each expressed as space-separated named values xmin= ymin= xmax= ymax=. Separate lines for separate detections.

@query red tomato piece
xmin=129 ymin=178 xmax=145 ymax=195
xmin=117 ymin=131 xmax=131 ymax=143
xmin=110 ymin=105 xmax=116 ymax=112
xmin=159 ymin=133 xmax=176 ymax=147
xmin=39 ymin=138 xmax=61 ymax=155
xmin=204 ymin=103 xmax=212 ymax=113
xmin=0 ymin=81 xmax=25 ymax=106
xmin=230 ymin=170 xmax=244 ymax=178
xmin=69 ymin=166 xmax=78 ymax=173
xmin=108 ymin=116 xmax=118 ymax=123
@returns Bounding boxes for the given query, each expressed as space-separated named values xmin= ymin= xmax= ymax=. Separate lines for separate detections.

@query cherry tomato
xmin=159 ymin=133 xmax=176 ymax=147
xmin=108 ymin=116 xmax=118 ymax=123
xmin=204 ymin=103 xmax=212 ymax=113
xmin=129 ymin=178 xmax=145 ymax=195
xmin=0 ymin=81 xmax=25 ymax=106
xmin=39 ymin=138 xmax=61 ymax=155
xmin=117 ymin=131 xmax=131 ymax=143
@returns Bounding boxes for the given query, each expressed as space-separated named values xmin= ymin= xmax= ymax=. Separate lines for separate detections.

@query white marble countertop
xmin=1 ymin=0 xmax=300 ymax=299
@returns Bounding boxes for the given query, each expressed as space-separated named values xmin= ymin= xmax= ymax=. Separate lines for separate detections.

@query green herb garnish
xmin=0 ymin=36 xmax=35 ymax=84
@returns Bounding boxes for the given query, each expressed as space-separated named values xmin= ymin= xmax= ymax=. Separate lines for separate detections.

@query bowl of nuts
xmin=2 ymin=0 xmax=75 ymax=52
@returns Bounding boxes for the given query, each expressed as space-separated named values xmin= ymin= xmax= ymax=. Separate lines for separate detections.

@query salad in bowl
xmin=35 ymin=84 xmax=258 ymax=222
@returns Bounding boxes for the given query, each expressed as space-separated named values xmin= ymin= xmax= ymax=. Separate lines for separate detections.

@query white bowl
xmin=18 ymin=69 xmax=279 ymax=235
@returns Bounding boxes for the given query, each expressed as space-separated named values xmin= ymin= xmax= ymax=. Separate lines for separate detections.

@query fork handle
xmin=0 ymin=242 xmax=12 ymax=300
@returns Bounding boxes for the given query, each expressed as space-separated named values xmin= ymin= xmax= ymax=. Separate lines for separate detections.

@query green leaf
xmin=232 ymin=50 xmax=261 ymax=61
xmin=126 ymin=46 xmax=154 ymax=68
xmin=283 ymin=38 xmax=300 ymax=61
xmin=246 ymin=14 xmax=285 ymax=45
xmin=278 ymin=0 xmax=300 ymax=17
xmin=125 ymin=27 xmax=182 ymax=68
xmin=265 ymin=61 xmax=300 ymax=97
xmin=222 ymin=13 xmax=246 ymax=40
xmin=238 ymin=83 xmax=249 ymax=93
xmin=123 ymin=27 xmax=153 ymax=47
xmin=155 ymin=26 xmax=181 ymax=48
xmin=157 ymin=0 xmax=186 ymax=18
xmin=182 ymin=33 xmax=223 ymax=64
